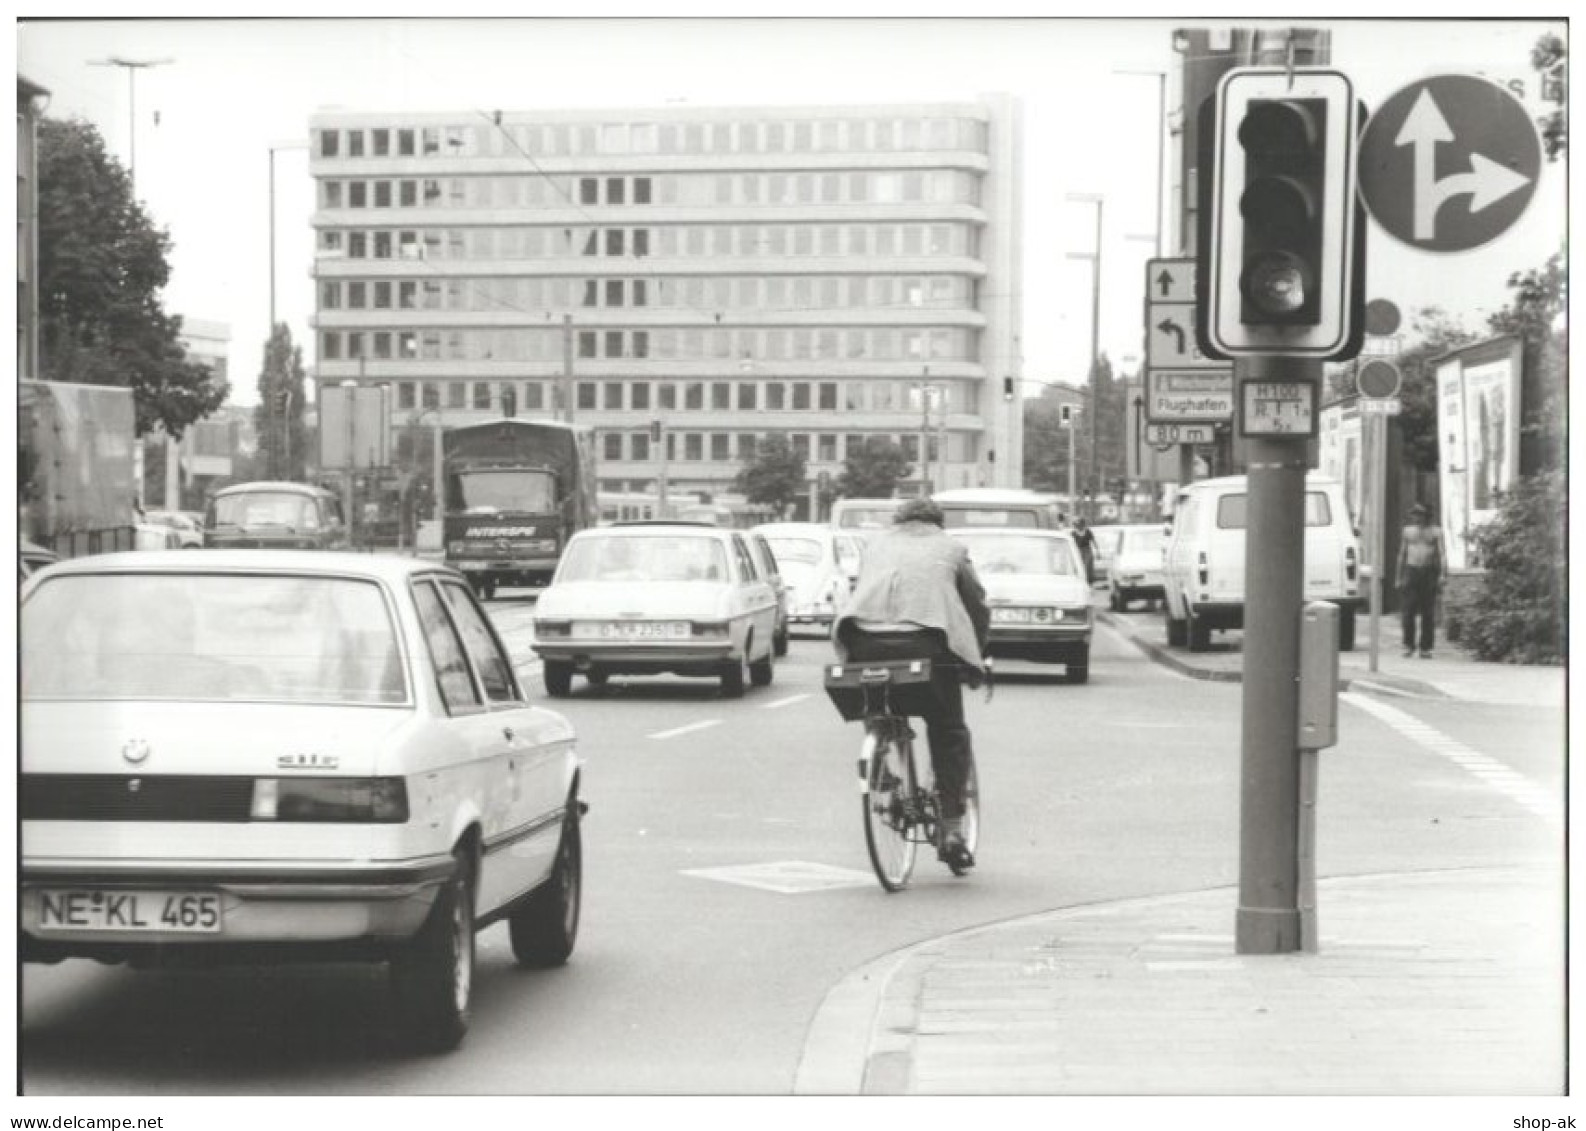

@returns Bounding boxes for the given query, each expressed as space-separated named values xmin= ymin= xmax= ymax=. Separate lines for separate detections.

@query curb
xmin=1096 ymin=610 xmax=1448 ymax=699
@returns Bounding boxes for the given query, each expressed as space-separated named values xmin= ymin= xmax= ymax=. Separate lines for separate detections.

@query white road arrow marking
xmin=648 ymin=719 xmax=722 ymax=740
xmin=1395 ymin=88 xmax=1533 ymax=241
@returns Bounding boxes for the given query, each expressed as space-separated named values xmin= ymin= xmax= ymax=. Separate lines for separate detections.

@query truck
xmin=18 ymin=380 xmax=138 ymax=558
xmin=442 ymin=418 xmax=596 ymax=598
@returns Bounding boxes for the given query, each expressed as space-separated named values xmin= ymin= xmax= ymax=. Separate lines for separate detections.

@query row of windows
xmin=315 ymin=116 xmax=989 ymax=161
xmin=317 ymin=168 xmax=981 ymax=211
xmin=592 ymin=430 xmax=961 ymax=465
xmin=321 ymin=325 xmax=977 ymax=363
xmin=384 ymin=377 xmax=972 ymax=416
xmin=319 ymin=273 xmax=975 ymax=314
xmin=315 ymin=224 xmax=967 ymax=265
xmin=317 ymin=221 xmax=977 ymax=263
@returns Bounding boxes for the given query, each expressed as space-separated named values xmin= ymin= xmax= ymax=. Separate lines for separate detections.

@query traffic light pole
xmin=1236 ymin=353 xmax=1316 ymax=955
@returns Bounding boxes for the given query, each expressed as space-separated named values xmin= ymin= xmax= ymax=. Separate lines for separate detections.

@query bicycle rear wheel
xmin=863 ymin=732 xmax=918 ymax=892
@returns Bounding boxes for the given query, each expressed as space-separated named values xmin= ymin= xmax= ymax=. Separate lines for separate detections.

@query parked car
xmin=1106 ymin=524 xmax=1168 ymax=611
xmin=531 ymin=522 xmax=780 ymax=698
xmin=19 ymin=551 xmax=585 ymax=1053
xmin=204 ymin=481 xmax=349 ymax=550
xmin=1162 ymin=473 xmax=1362 ymax=652
xmin=20 ymin=540 xmax=59 ymax=581
xmin=745 ymin=528 xmax=791 ymax=656
xmin=143 ymin=509 xmax=204 ymax=548
xmin=933 ymin=488 xmax=1063 ymax=530
xmin=949 ymin=527 xmax=1094 ymax=683
xmin=753 ymin=522 xmax=863 ymax=635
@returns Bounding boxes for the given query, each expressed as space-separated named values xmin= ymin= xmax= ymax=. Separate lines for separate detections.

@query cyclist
xmin=832 ymin=496 xmax=990 ymax=871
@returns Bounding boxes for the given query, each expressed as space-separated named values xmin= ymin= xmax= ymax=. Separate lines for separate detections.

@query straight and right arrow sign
xmin=1358 ymin=73 xmax=1541 ymax=252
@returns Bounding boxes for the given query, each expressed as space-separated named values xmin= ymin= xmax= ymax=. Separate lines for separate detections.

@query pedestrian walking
xmin=1071 ymin=516 xmax=1097 ymax=584
xmin=1396 ymin=502 xmax=1445 ymax=658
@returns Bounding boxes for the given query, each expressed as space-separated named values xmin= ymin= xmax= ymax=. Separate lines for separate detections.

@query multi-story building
xmin=18 ymin=75 xmax=49 ymax=383
xmin=308 ymin=99 xmax=1025 ymax=515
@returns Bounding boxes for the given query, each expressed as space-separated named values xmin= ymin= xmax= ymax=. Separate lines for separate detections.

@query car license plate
xmin=37 ymin=890 xmax=222 ymax=934
xmin=594 ymin=621 xmax=689 ymax=640
xmin=991 ymin=607 xmax=1033 ymax=624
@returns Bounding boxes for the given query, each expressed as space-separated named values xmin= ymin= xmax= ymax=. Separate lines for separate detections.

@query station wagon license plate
xmin=37 ymin=890 xmax=222 ymax=934
xmin=991 ymin=607 xmax=1033 ymax=624
xmin=592 ymin=620 xmax=690 ymax=640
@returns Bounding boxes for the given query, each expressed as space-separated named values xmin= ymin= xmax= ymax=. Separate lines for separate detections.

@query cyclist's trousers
xmin=845 ymin=628 xmax=972 ymax=819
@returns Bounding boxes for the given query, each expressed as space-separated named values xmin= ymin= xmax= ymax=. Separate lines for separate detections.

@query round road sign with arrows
xmin=1358 ymin=73 xmax=1541 ymax=252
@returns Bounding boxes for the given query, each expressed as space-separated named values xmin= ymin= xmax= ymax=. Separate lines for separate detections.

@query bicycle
xmin=824 ymin=656 xmax=991 ymax=892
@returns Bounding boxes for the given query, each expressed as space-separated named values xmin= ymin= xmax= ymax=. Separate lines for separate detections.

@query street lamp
xmin=1065 ymin=193 xmax=1103 ymax=514
xmin=1113 ymin=67 xmax=1169 ymax=257
xmin=913 ymin=368 xmax=944 ymax=495
xmin=88 ymin=56 xmax=173 ymax=198
xmin=406 ymin=407 xmax=446 ymax=553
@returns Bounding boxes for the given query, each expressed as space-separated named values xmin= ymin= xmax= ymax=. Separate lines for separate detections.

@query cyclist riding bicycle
xmin=832 ymin=496 xmax=990 ymax=871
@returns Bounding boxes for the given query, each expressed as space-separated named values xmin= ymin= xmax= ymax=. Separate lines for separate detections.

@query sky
xmin=15 ymin=15 xmax=1567 ymax=408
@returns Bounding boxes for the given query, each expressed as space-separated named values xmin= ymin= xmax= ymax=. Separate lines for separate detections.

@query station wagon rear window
xmin=954 ymin=534 xmax=1081 ymax=576
xmin=558 ymin=534 xmax=729 ymax=583
xmin=1215 ymin=492 xmax=1334 ymax=529
xmin=22 ymin=574 xmax=406 ymax=705
xmin=212 ymin=491 xmax=325 ymax=532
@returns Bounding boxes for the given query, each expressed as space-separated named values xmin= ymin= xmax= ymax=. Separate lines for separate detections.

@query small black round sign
xmin=1358 ymin=74 xmax=1542 ymax=252
xmin=1357 ymin=360 xmax=1402 ymax=399
xmin=1364 ymin=299 xmax=1402 ymax=337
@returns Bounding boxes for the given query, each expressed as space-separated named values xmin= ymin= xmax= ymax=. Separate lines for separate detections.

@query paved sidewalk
xmin=797 ymin=866 xmax=1564 ymax=1094
xmin=1099 ymin=607 xmax=1566 ymax=708
xmin=793 ymin=610 xmax=1567 ymax=1096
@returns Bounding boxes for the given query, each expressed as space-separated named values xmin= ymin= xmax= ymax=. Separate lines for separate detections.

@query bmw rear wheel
xmin=392 ymin=850 xmax=474 ymax=1053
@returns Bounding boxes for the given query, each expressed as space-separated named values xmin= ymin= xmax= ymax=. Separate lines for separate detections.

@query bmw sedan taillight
xmin=250 ymin=777 xmax=408 ymax=823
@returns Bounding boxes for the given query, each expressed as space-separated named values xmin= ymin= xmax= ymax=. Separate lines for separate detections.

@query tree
xmin=733 ymin=433 xmax=806 ymax=518
xmin=253 ymin=324 xmax=310 ymax=481
xmin=1531 ymin=34 xmax=1566 ymax=161
xmin=37 ymin=116 xmax=228 ymax=438
xmin=1386 ymin=308 xmax=1477 ymax=474
xmin=835 ymin=436 xmax=912 ymax=499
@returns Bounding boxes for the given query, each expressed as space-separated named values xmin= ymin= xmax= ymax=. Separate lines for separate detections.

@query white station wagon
xmin=532 ymin=522 xmax=779 ymax=698
xmin=20 ymin=551 xmax=585 ymax=1053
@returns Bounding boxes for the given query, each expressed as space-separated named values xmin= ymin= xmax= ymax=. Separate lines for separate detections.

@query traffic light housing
xmin=1196 ymin=68 xmax=1366 ymax=360
xmin=1003 ymin=376 xmax=1015 ymax=401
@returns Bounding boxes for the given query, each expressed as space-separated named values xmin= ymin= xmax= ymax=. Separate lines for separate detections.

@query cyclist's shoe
xmin=938 ymin=830 xmax=975 ymax=872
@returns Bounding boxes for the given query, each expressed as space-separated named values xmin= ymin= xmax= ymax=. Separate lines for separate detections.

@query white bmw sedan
xmin=20 ymin=551 xmax=585 ymax=1053
xmin=949 ymin=528 xmax=1095 ymax=684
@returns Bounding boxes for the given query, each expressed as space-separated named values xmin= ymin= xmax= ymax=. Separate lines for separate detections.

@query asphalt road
xmin=19 ymin=600 xmax=1560 ymax=1095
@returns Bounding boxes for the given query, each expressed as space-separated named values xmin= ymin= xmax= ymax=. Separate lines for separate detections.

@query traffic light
xmin=649 ymin=419 xmax=662 ymax=443
xmin=1197 ymin=67 xmax=1366 ymax=360
xmin=1059 ymin=404 xmax=1073 ymax=426
xmin=1003 ymin=376 xmax=1015 ymax=401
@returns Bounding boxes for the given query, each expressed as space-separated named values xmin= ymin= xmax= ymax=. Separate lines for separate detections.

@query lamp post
xmin=1065 ymin=194 xmax=1104 ymax=517
xmin=913 ymin=368 xmax=943 ymax=495
xmin=88 ymin=56 xmax=173 ymax=198
xmin=406 ymin=407 xmax=445 ymax=553
xmin=1114 ymin=68 xmax=1169 ymax=257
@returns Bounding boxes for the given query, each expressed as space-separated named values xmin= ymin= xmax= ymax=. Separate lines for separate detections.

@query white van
xmin=1161 ymin=473 xmax=1362 ymax=652
xmin=829 ymin=497 xmax=906 ymax=536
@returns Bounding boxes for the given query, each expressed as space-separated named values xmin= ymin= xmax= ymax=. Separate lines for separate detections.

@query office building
xmin=308 ymin=99 xmax=1025 ymax=512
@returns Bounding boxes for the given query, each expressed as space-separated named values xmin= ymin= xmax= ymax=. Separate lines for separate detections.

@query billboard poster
xmin=1433 ymin=338 xmax=1523 ymax=570
xmin=1436 ymin=359 xmax=1470 ymax=569
xmin=1319 ymin=400 xmax=1363 ymax=526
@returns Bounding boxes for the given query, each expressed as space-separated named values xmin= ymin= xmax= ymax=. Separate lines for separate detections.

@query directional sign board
xmin=1147 ymin=370 xmax=1235 ymax=423
xmin=1358 ymin=74 xmax=1541 ymax=252
xmin=1145 ymin=422 xmax=1217 ymax=446
xmin=1144 ymin=258 xmax=1233 ymax=429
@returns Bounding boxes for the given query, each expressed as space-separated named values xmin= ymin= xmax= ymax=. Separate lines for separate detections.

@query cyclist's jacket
xmin=832 ymin=520 xmax=990 ymax=675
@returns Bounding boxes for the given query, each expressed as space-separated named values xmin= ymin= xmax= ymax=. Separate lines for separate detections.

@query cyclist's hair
xmin=894 ymin=497 xmax=945 ymax=527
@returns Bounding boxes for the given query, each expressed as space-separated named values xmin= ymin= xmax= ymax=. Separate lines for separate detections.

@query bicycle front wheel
xmin=863 ymin=733 xmax=918 ymax=892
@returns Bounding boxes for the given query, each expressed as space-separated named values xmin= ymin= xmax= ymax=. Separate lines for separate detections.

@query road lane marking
xmin=648 ymin=719 xmax=723 ymax=741
xmin=1341 ymin=692 xmax=1560 ymax=820
xmin=763 ymin=694 xmax=810 ymax=710
xmin=683 ymin=861 xmax=874 ymax=894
